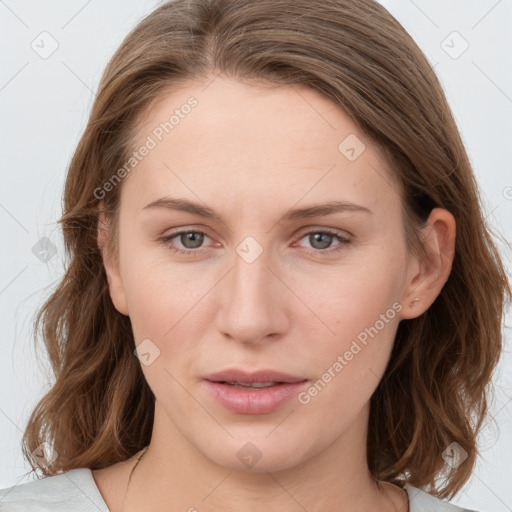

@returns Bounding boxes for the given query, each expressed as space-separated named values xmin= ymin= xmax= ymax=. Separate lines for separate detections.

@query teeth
xmin=224 ymin=381 xmax=279 ymax=388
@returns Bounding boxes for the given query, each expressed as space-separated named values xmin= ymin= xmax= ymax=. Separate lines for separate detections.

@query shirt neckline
xmin=81 ymin=468 xmax=463 ymax=512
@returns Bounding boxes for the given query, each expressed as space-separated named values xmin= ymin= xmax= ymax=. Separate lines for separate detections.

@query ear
xmin=399 ymin=207 xmax=456 ymax=320
xmin=97 ymin=202 xmax=129 ymax=316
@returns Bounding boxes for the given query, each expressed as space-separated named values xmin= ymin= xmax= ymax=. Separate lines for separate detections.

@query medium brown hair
xmin=21 ymin=0 xmax=511 ymax=500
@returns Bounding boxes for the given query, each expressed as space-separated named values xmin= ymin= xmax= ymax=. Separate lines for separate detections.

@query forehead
xmin=122 ymin=76 xmax=401 ymax=219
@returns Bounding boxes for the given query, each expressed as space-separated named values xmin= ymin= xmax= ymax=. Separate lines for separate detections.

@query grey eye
xmin=178 ymin=232 xmax=205 ymax=249
xmin=304 ymin=232 xmax=336 ymax=250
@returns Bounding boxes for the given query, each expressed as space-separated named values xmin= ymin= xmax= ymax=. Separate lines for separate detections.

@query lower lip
xmin=203 ymin=380 xmax=309 ymax=414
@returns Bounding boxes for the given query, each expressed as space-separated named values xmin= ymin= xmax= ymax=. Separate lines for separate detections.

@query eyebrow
xmin=142 ymin=197 xmax=372 ymax=223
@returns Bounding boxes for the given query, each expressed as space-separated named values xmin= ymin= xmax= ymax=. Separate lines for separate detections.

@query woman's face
xmin=101 ymin=76 xmax=422 ymax=472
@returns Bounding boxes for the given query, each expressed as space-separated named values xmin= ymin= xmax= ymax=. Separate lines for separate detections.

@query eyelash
xmin=158 ymin=228 xmax=351 ymax=257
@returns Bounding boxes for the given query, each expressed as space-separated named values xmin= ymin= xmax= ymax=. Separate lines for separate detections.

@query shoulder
xmin=405 ymin=483 xmax=481 ymax=512
xmin=0 ymin=468 xmax=109 ymax=512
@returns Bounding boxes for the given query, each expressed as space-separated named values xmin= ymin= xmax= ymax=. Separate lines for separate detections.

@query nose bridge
xmin=232 ymin=239 xmax=270 ymax=302
xmin=216 ymin=235 xmax=288 ymax=342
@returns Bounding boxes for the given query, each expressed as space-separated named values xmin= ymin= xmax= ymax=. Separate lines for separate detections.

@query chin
xmin=195 ymin=430 xmax=315 ymax=474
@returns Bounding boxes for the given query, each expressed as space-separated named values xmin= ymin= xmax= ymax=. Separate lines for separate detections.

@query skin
xmin=94 ymin=75 xmax=456 ymax=512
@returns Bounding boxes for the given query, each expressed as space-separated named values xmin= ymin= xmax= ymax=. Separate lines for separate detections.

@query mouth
xmin=215 ymin=381 xmax=291 ymax=389
xmin=204 ymin=368 xmax=307 ymax=385
xmin=202 ymin=368 xmax=309 ymax=414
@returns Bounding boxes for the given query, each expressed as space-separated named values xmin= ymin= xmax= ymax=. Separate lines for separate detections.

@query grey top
xmin=0 ymin=468 xmax=479 ymax=511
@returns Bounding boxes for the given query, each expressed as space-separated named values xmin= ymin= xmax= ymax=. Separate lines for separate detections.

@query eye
xmin=159 ymin=229 xmax=212 ymax=255
xmin=294 ymin=228 xmax=351 ymax=256
xmin=158 ymin=227 xmax=351 ymax=257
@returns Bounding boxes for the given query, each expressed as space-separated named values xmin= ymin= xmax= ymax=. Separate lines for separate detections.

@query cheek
xmin=121 ymin=261 xmax=204 ymax=401
xmin=119 ymin=245 xmax=216 ymax=371
xmin=291 ymin=249 xmax=404 ymax=396
xmin=293 ymin=246 xmax=403 ymax=337
xmin=296 ymin=293 xmax=401 ymax=424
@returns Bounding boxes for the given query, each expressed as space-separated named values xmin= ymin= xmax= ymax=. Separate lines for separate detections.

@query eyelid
xmin=160 ymin=225 xmax=217 ymax=243
xmin=294 ymin=225 xmax=353 ymax=240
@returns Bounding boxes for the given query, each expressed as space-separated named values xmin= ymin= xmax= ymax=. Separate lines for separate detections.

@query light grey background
xmin=1 ymin=0 xmax=511 ymax=510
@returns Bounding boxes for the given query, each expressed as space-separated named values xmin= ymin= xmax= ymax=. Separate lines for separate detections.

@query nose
xmin=214 ymin=241 xmax=290 ymax=345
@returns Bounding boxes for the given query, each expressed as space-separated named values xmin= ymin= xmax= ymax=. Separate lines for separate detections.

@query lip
xmin=202 ymin=368 xmax=309 ymax=415
xmin=204 ymin=368 xmax=306 ymax=384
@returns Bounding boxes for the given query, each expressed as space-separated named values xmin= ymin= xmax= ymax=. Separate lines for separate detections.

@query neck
xmin=122 ymin=402 xmax=408 ymax=512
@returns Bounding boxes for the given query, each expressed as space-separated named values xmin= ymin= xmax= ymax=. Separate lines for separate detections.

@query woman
xmin=1 ymin=0 xmax=509 ymax=510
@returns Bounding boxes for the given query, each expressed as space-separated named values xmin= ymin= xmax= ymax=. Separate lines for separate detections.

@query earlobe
xmin=97 ymin=204 xmax=129 ymax=316
xmin=400 ymin=208 xmax=456 ymax=320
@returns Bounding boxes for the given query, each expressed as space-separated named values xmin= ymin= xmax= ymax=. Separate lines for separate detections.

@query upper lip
xmin=204 ymin=369 xmax=308 ymax=384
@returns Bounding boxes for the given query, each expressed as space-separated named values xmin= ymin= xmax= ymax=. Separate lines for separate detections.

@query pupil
xmin=181 ymin=232 xmax=204 ymax=249
xmin=311 ymin=233 xmax=332 ymax=250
